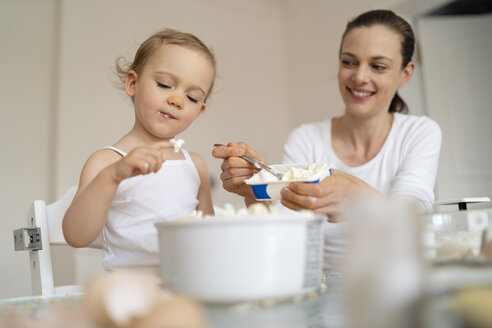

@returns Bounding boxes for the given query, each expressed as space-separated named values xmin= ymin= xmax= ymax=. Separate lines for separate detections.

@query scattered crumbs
xmin=306 ymin=290 xmax=318 ymax=298
xmin=229 ymin=302 xmax=252 ymax=313
xmin=260 ymin=298 xmax=277 ymax=307
xmin=49 ymin=299 xmax=60 ymax=305
xmin=22 ymin=303 xmax=32 ymax=311
xmin=292 ymin=294 xmax=305 ymax=303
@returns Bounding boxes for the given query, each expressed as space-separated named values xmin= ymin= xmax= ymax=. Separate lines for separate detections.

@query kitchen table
xmin=0 ymin=271 xmax=344 ymax=328
xmin=3 ymin=266 xmax=492 ymax=328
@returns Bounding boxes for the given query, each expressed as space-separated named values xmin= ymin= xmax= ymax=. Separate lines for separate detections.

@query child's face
xmin=126 ymin=44 xmax=215 ymax=140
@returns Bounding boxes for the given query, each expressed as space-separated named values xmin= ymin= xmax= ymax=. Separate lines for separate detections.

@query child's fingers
xmin=151 ymin=141 xmax=174 ymax=151
xmin=149 ymin=141 xmax=174 ymax=159
xmin=141 ymin=152 xmax=164 ymax=173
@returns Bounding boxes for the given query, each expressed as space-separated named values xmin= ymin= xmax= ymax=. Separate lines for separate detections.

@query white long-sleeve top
xmin=282 ymin=113 xmax=442 ymax=268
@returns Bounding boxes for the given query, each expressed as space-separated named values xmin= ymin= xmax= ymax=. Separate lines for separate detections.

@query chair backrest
xmin=27 ymin=186 xmax=102 ymax=296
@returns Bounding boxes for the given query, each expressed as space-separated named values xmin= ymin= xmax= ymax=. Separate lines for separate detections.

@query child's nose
xmin=167 ymin=93 xmax=184 ymax=109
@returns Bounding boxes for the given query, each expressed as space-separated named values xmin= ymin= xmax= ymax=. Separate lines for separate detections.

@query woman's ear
xmin=125 ymin=70 xmax=138 ymax=97
xmin=398 ymin=61 xmax=415 ymax=88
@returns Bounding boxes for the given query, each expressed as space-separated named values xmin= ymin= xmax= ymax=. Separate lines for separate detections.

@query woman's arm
xmin=190 ymin=152 xmax=214 ymax=215
xmin=389 ymin=117 xmax=442 ymax=211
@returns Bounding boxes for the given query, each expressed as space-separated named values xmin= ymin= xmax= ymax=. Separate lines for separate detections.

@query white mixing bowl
xmin=155 ymin=214 xmax=325 ymax=303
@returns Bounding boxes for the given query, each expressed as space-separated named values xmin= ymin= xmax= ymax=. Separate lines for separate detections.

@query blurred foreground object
xmin=0 ymin=269 xmax=206 ymax=328
xmin=422 ymin=207 xmax=492 ymax=262
xmin=85 ymin=271 xmax=206 ymax=328
xmin=342 ymin=196 xmax=424 ymax=328
xmin=453 ymin=287 xmax=492 ymax=328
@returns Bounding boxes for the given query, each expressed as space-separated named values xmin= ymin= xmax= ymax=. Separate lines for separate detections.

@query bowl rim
xmin=154 ymin=214 xmax=325 ymax=228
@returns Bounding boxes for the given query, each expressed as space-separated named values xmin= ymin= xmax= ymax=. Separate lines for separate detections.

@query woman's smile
xmin=347 ymin=87 xmax=376 ymax=100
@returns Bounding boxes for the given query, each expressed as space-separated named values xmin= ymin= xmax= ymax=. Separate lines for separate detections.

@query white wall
xmin=0 ymin=0 xmax=58 ymax=298
xmin=1 ymin=0 xmax=456 ymax=298
xmin=283 ymin=0 xmax=450 ymax=130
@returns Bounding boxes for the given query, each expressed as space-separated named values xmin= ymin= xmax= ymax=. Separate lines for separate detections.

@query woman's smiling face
xmin=338 ymin=24 xmax=414 ymax=118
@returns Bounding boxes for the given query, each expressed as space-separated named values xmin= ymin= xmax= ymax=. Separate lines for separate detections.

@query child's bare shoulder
xmin=188 ymin=151 xmax=208 ymax=175
xmin=81 ymin=148 xmax=124 ymax=176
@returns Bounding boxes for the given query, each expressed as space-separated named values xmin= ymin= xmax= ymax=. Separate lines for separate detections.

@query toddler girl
xmin=63 ymin=29 xmax=216 ymax=274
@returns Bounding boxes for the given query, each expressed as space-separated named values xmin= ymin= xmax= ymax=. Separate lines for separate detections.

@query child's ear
xmin=125 ymin=70 xmax=137 ymax=97
xmin=198 ymin=103 xmax=207 ymax=117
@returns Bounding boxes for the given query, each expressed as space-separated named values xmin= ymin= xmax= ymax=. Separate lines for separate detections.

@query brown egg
xmin=131 ymin=294 xmax=207 ymax=328
xmin=84 ymin=271 xmax=162 ymax=327
xmin=0 ymin=310 xmax=36 ymax=328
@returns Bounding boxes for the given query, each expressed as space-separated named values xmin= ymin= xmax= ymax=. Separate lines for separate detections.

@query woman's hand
xmin=212 ymin=142 xmax=263 ymax=205
xmin=108 ymin=141 xmax=173 ymax=183
xmin=280 ymin=169 xmax=381 ymax=221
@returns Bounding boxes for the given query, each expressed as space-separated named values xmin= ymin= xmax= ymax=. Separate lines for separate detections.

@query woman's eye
xmin=187 ymin=95 xmax=198 ymax=103
xmin=342 ymin=59 xmax=355 ymax=66
xmin=157 ymin=82 xmax=171 ymax=88
xmin=372 ymin=64 xmax=387 ymax=71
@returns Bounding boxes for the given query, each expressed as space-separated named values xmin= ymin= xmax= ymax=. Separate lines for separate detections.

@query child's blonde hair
xmin=115 ymin=28 xmax=216 ymax=101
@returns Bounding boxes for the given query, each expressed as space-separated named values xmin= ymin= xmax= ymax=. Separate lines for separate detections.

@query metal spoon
xmin=213 ymin=144 xmax=284 ymax=180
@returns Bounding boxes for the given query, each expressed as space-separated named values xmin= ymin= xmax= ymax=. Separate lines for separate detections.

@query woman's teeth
xmin=351 ymin=90 xmax=373 ymax=97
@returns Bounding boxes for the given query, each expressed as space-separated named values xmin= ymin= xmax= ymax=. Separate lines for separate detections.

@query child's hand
xmin=109 ymin=141 xmax=173 ymax=183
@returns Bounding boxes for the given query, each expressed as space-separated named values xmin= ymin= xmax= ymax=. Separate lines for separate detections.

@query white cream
xmin=170 ymin=138 xmax=185 ymax=153
xmin=245 ymin=162 xmax=332 ymax=183
xmin=281 ymin=163 xmax=331 ymax=181
xmin=183 ymin=203 xmax=314 ymax=220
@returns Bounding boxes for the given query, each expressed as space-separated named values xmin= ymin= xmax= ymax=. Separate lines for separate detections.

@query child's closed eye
xmin=157 ymin=82 xmax=171 ymax=89
xmin=187 ymin=95 xmax=198 ymax=103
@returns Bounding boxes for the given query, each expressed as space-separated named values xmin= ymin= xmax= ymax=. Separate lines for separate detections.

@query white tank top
xmin=102 ymin=146 xmax=200 ymax=274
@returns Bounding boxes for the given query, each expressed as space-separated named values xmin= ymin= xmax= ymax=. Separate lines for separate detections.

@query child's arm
xmin=190 ymin=152 xmax=215 ymax=216
xmin=63 ymin=141 xmax=172 ymax=247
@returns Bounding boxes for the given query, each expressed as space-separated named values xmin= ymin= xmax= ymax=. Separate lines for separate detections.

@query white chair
xmin=14 ymin=186 xmax=103 ymax=296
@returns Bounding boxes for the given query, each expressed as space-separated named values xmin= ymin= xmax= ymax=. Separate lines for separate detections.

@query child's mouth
xmin=159 ymin=111 xmax=176 ymax=119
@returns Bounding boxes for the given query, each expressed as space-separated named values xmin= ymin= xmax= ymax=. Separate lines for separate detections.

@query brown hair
xmin=340 ymin=10 xmax=415 ymax=113
xmin=115 ymin=28 xmax=216 ymax=102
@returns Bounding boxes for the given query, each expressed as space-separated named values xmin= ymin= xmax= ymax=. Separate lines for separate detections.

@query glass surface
xmin=0 ymin=273 xmax=344 ymax=328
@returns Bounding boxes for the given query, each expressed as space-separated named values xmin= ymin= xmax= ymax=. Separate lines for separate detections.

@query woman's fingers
xmin=212 ymin=144 xmax=246 ymax=159
xmin=280 ymin=188 xmax=343 ymax=220
xmin=280 ymin=184 xmax=329 ymax=210
xmin=220 ymin=167 xmax=258 ymax=181
xmin=221 ymin=156 xmax=259 ymax=173
xmin=233 ymin=142 xmax=264 ymax=162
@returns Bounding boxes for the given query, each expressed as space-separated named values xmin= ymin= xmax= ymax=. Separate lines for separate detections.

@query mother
xmin=213 ymin=10 xmax=441 ymax=267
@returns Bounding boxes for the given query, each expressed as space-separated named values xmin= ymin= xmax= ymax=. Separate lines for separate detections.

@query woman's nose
xmin=353 ymin=65 xmax=369 ymax=84
xmin=167 ymin=93 xmax=184 ymax=109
